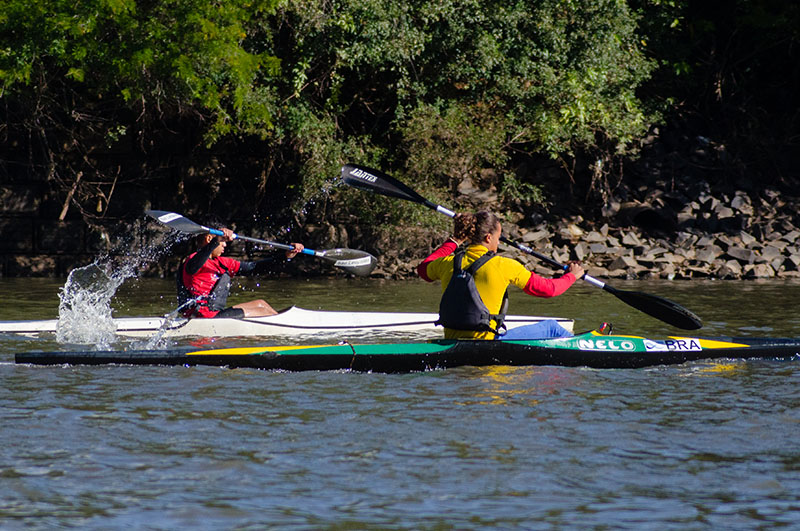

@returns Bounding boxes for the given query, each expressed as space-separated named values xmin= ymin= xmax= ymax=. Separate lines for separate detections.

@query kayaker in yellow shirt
xmin=417 ymin=211 xmax=584 ymax=340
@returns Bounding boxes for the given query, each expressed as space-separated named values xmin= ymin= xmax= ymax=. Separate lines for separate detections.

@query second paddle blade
xmin=146 ymin=210 xmax=208 ymax=235
xmin=342 ymin=164 xmax=424 ymax=203
xmin=320 ymin=248 xmax=378 ymax=276
xmin=607 ymin=287 xmax=703 ymax=330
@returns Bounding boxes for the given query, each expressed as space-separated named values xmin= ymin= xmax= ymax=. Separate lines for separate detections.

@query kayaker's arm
xmin=238 ymin=243 xmax=305 ymax=276
xmin=418 ymin=213 xmax=474 ymax=281
xmin=184 ymin=240 xmax=220 ymax=275
xmin=239 ymin=258 xmax=278 ymax=276
xmin=523 ymin=271 xmax=576 ymax=297
xmin=417 ymin=239 xmax=459 ymax=282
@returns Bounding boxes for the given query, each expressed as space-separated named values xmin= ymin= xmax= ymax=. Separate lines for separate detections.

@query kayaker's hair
xmin=457 ymin=211 xmax=501 ymax=243
xmin=195 ymin=216 xmax=225 ymax=245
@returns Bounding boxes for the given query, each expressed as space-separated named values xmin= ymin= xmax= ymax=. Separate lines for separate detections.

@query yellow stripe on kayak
xmin=187 ymin=344 xmax=337 ymax=356
xmin=670 ymin=337 xmax=752 ymax=349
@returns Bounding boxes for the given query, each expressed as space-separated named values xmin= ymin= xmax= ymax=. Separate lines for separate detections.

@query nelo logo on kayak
xmin=577 ymin=339 xmax=636 ymax=351
xmin=349 ymin=168 xmax=378 ymax=182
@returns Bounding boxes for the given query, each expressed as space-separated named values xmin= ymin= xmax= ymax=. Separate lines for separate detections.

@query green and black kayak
xmin=15 ymin=327 xmax=800 ymax=372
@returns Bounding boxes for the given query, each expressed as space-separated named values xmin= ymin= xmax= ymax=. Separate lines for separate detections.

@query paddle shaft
xmin=204 ymin=227 xmax=318 ymax=256
xmin=499 ymin=236 xmax=609 ymax=289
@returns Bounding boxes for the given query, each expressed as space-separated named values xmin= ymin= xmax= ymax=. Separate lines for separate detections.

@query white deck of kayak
xmin=0 ymin=305 xmax=573 ymax=339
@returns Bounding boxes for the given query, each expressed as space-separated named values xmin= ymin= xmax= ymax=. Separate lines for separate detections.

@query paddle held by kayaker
xmin=178 ymin=227 xmax=304 ymax=318
xmin=417 ymin=211 xmax=584 ymax=340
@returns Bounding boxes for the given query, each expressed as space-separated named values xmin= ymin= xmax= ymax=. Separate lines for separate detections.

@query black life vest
xmin=176 ymin=259 xmax=232 ymax=313
xmin=436 ymin=251 xmax=507 ymax=334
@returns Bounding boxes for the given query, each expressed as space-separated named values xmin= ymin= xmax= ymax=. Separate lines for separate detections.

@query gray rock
xmin=745 ymin=263 xmax=775 ymax=278
xmin=621 ymin=231 xmax=641 ymax=246
xmin=675 ymin=232 xmax=699 ymax=248
xmin=726 ymin=247 xmax=756 ymax=264
xmin=765 ymin=239 xmax=788 ymax=251
xmin=553 ymin=250 xmax=570 ymax=263
xmin=782 ymin=230 xmax=800 ymax=243
xmin=608 ymin=255 xmax=639 ymax=271
xmin=770 ymin=257 xmax=785 ymax=272
xmin=521 ymin=229 xmax=550 ymax=243
xmin=585 ymin=230 xmax=606 ymax=242
xmin=731 ymin=193 xmax=754 ymax=215
xmin=696 ymin=246 xmax=722 ymax=263
xmin=589 ymin=243 xmax=608 ymax=254
xmin=717 ymin=260 xmax=742 ymax=279
xmin=573 ymin=241 xmax=589 ymax=261
xmin=714 ymin=204 xmax=735 ymax=219
xmin=760 ymin=246 xmax=783 ymax=261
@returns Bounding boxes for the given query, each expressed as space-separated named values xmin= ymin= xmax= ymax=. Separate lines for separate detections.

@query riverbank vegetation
xmin=1 ymin=0 xmax=798 ymax=277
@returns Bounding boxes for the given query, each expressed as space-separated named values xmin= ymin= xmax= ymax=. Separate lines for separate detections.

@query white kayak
xmin=0 ymin=306 xmax=573 ymax=339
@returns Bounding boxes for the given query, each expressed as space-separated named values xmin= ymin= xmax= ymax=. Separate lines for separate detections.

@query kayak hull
xmin=0 ymin=306 xmax=572 ymax=339
xmin=16 ymin=331 xmax=800 ymax=371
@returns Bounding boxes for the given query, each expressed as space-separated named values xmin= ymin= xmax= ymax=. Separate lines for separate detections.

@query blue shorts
xmin=500 ymin=319 xmax=572 ymax=340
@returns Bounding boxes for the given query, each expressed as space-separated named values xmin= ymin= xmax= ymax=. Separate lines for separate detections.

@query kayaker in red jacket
xmin=179 ymin=227 xmax=304 ymax=318
xmin=417 ymin=211 xmax=584 ymax=340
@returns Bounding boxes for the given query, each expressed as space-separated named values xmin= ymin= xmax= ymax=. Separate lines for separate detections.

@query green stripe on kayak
xmin=186 ymin=341 xmax=459 ymax=357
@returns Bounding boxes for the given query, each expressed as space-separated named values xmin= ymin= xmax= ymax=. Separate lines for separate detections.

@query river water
xmin=2 ymin=276 xmax=800 ymax=528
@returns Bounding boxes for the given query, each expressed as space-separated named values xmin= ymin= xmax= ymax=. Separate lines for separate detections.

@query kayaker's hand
xmin=286 ymin=243 xmax=304 ymax=259
xmin=567 ymin=261 xmax=585 ymax=279
xmin=218 ymin=228 xmax=235 ymax=242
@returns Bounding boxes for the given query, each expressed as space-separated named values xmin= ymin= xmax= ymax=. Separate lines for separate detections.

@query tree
xmin=1 ymin=0 xmax=281 ymax=219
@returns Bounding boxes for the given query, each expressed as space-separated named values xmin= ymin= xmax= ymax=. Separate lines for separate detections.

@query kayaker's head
xmin=196 ymin=223 xmax=234 ymax=257
xmin=196 ymin=233 xmax=228 ymax=257
xmin=455 ymin=211 xmax=502 ymax=251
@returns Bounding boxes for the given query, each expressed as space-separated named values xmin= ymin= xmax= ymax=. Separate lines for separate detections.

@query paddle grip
xmin=426 ymin=201 xmax=456 ymax=218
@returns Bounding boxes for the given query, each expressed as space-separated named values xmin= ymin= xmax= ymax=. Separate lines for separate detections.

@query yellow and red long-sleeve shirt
xmin=417 ymin=241 xmax=576 ymax=339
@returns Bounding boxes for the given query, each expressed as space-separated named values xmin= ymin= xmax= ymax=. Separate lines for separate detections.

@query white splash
xmin=55 ymin=220 xmax=186 ymax=348
xmin=56 ymin=263 xmax=123 ymax=348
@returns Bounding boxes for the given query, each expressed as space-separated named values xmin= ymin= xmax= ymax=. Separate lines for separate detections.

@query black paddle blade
xmin=146 ymin=210 xmax=208 ymax=235
xmin=320 ymin=248 xmax=378 ymax=276
xmin=605 ymin=286 xmax=703 ymax=330
xmin=342 ymin=164 xmax=426 ymax=204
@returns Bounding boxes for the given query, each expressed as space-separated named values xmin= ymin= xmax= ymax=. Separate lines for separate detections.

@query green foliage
xmin=400 ymin=102 xmax=510 ymax=187
xmin=270 ymin=0 xmax=657 ymax=218
xmin=4 ymin=0 xmax=733 ymax=235
xmin=500 ymin=173 xmax=546 ymax=207
xmin=0 ymin=0 xmax=282 ymax=143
